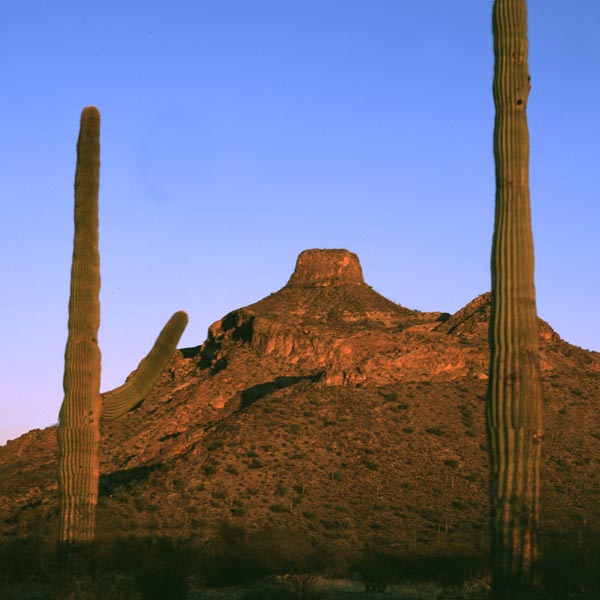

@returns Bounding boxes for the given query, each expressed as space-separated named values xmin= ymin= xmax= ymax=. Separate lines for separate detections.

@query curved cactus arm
xmin=101 ymin=310 xmax=188 ymax=420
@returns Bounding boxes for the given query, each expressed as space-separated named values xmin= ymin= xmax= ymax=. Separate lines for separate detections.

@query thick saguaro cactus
xmin=487 ymin=1 xmax=543 ymax=598
xmin=57 ymin=107 xmax=188 ymax=546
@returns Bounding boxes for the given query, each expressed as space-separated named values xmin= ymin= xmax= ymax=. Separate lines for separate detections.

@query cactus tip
xmin=173 ymin=310 xmax=189 ymax=325
xmin=80 ymin=106 xmax=101 ymax=123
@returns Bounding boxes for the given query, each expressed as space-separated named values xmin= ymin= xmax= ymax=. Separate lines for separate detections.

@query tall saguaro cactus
xmin=58 ymin=107 xmax=188 ymax=546
xmin=487 ymin=1 xmax=543 ymax=598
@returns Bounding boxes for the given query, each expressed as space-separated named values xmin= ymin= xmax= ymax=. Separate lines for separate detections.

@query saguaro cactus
xmin=57 ymin=107 xmax=188 ymax=546
xmin=487 ymin=1 xmax=543 ymax=598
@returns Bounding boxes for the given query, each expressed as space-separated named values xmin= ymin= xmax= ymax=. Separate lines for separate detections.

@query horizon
xmin=1 ymin=0 xmax=599 ymax=445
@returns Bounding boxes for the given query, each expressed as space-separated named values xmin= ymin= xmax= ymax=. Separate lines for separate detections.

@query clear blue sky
xmin=1 ymin=1 xmax=598 ymax=445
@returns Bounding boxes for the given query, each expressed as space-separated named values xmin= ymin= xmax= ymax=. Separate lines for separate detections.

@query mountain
xmin=1 ymin=248 xmax=599 ymax=556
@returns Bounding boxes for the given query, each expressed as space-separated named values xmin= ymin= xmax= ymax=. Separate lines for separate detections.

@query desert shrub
xmin=409 ymin=551 xmax=486 ymax=585
xmin=352 ymin=544 xmax=488 ymax=592
xmin=311 ymin=540 xmax=359 ymax=579
xmin=0 ymin=536 xmax=195 ymax=600
xmin=425 ymin=427 xmax=445 ymax=436
xmin=51 ymin=572 xmax=142 ymax=600
xmin=200 ymin=521 xmax=265 ymax=587
xmin=353 ymin=549 xmax=401 ymax=592
xmin=203 ymin=460 xmax=219 ymax=475
xmin=202 ymin=523 xmax=320 ymax=587
xmin=275 ymin=482 xmax=288 ymax=496
xmin=109 ymin=537 xmax=192 ymax=600
xmin=0 ymin=537 xmax=45 ymax=585
xmin=542 ymin=533 xmax=600 ymax=599
xmin=362 ymin=458 xmax=379 ymax=470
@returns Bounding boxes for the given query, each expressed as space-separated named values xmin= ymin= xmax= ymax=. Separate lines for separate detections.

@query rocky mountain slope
xmin=1 ymin=249 xmax=599 ymax=554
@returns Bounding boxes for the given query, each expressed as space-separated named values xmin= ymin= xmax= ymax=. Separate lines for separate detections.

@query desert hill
xmin=1 ymin=248 xmax=599 ymax=557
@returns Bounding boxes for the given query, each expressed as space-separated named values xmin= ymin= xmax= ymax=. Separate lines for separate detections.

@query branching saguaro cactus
xmin=58 ymin=107 xmax=188 ymax=546
xmin=487 ymin=1 xmax=543 ymax=598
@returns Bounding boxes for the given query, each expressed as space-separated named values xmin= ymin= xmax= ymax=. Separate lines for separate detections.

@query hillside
xmin=1 ymin=248 xmax=599 ymax=557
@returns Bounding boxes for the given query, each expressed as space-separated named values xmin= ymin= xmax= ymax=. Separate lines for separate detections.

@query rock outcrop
xmin=287 ymin=248 xmax=365 ymax=286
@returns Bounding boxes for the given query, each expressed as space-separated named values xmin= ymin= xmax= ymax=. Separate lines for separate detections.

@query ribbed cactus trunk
xmin=487 ymin=1 xmax=544 ymax=598
xmin=58 ymin=107 xmax=102 ymax=545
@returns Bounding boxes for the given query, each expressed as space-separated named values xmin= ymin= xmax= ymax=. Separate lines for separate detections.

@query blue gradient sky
xmin=1 ymin=1 xmax=598 ymax=445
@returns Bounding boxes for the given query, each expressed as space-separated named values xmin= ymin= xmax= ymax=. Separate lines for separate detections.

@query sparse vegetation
xmin=425 ymin=427 xmax=445 ymax=437
xmin=2 ymin=188 xmax=598 ymax=598
xmin=2 ymin=500 xmax=599 ymax=599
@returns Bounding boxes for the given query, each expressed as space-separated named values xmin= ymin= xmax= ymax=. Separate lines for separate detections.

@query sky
xmin=1 ymin=1 xmax=598 ymax=445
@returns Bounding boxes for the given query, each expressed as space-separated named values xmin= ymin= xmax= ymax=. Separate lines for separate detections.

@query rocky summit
xmin=1 ymin=249 xmax=599 ymax=554
xmin=287 ymin=248 xmax=365 ymax=286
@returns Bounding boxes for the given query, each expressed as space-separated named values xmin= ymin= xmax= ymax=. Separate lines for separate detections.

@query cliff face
xmin=1 ymin=249 xmax=599 ymax=549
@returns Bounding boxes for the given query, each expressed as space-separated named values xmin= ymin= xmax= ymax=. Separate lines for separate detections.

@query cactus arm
xmin=57 ymin=107 xmax=189 ymax=549
xmin=487 ymin=1 xmax=544 ymax=597
xmin=57 ymin=106 xmax=103 ymax=544
xmin=101 ymin=311 xmax=188 ymax=420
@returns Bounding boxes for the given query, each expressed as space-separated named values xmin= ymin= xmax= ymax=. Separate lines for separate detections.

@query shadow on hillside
xmin=240 ymin=373 xmax=324 ymax=409
xmin=180 ymin=345 xmax=201 ymax=359
xmin=98 ymin=465 xmax=160 ymax=497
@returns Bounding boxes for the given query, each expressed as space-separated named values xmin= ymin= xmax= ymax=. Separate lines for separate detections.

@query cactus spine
xmin=57 ymin=107 xmax=188 ymax=546
xmin=487 ymin=1 xmax=543 ymax=598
